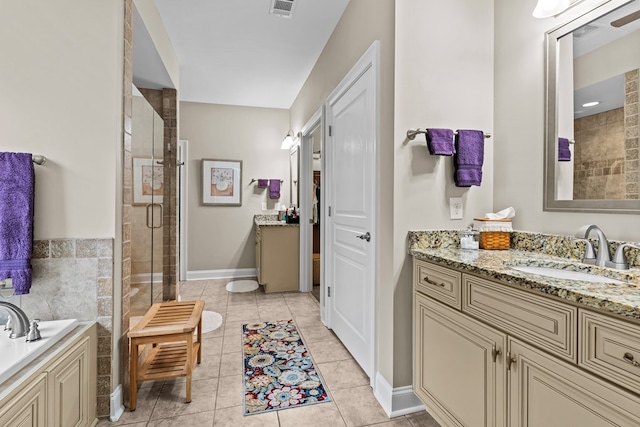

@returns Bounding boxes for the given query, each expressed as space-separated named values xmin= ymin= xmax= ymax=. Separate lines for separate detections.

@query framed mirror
xmin=544 ymin=0 xmax=640 ymax=213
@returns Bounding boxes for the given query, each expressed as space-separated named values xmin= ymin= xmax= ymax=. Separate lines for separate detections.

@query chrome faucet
xmin=575 ymin=225 xmax=611 ymax=267
xmin=0 ymin=301 xmax=30 ymax=339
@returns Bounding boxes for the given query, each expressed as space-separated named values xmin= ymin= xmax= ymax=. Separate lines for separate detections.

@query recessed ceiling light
xmin=582 ymin=101 xmax=600 ymax=107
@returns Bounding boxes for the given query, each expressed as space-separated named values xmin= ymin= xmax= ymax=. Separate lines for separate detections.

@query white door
xmin=325 ymin=42 xmax=378 ymax=379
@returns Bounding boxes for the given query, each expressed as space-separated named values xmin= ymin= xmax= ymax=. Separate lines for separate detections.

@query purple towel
xmin=454 ymin=130 xmax=484 ymax=187
xmin=426 ymin=128 xmax=455 ymax=156
xmin=269 ymin=179 xmax=280 ymax=199
xmin=257 ymin=179 xmax=268 ymax=188
xmin=558 ymin=137 xmax=571 ymax=161
xmin=0 ymin=152 xmax=34 ymax=295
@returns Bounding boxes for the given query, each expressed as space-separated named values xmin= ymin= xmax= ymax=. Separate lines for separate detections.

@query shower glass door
xmin=131 ymin=87 xmax=164 ymax=317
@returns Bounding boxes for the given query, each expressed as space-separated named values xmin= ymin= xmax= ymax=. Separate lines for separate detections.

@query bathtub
xmin=0 ymin=318 xmax=78 ymax=384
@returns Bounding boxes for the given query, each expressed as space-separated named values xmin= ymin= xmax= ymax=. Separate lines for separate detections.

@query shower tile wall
xmin=573 ymin=107 xmax=625 ymax=199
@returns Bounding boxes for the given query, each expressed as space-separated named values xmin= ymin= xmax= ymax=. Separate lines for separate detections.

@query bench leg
xmin=129 ymin=340 xmax=139 ymax=411
xmin=185 ymin=337 xmax=193 ymax=403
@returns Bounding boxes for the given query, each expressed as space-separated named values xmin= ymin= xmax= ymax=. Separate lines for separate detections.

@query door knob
xmin=356 ymin=232 xmax=371 ymax=242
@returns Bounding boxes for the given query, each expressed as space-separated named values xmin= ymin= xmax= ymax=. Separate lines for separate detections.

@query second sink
xmin=509 ymin=265 xmax=624 ymax=284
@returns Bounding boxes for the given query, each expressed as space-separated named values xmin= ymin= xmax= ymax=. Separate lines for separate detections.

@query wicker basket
xmin=474 ymin=218 xmax=512 ymax=250
xmin=479 ymin=231 xmax=510 ymax=250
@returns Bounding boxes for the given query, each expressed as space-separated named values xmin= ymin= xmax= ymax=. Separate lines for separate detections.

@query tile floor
xmin=97 ymin=278 xmax=440 ymax=427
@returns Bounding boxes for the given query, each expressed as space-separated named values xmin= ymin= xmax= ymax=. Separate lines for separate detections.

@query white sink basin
xmin=509 ymin=265 xmax=624 ymax=284
xmin=0 ymin=318 xmax=78 ymax=384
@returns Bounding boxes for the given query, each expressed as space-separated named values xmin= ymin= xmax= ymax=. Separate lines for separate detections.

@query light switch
xmin=261 ymin=202 xmax=267 ymax=211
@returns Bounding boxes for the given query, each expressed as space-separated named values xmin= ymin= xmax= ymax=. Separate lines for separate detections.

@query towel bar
xmin=249 ymin=178 xmax=284 ymax=185
xmin=407 ymin=129 xmax=492 ymax=141
xmin=32 ymin=155 xmax=46 ymax=165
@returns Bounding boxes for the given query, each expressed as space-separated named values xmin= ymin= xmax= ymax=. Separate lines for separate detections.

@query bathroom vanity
xmin=254 ymin=215 xmax=300 ymax=293
xmin=0 ymin=322 xmax=97 ymax=427
xmin=410 ymin=231 xmax=640 ymax=427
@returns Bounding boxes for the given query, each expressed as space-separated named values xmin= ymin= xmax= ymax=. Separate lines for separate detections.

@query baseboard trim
xmin=131 ymin=272 xmax=162 ymax=285
xmin=186 ymin=268 xmax=257 ymax=281
xmin=110 ymin=385 xmax=125 ymax=422
xmin=374 ymin=372 xmax=425 ymax=418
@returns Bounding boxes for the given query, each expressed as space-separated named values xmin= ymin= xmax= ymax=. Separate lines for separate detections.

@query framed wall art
xmin=202 ymin=159 xmax=242 ymax=206
xmin=133 ymin=157 xmax=164 ymax=205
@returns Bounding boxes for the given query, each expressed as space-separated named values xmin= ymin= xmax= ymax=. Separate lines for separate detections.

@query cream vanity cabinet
xmin=413 ymin=258 xmax=640 ymax=427
xmin=255 ymin=224 xmax=299 ymax=293
xmin=0 ymin=323 xmax=97 ymax=427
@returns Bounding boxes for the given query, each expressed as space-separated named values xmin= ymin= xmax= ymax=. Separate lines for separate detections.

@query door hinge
xmin=328 ymin=206 xmax=331 ymax=217
xmin=329 ymin=125 xmax=332 ymax=137
xmin=328 ymin=286 xmax=331 ymax=297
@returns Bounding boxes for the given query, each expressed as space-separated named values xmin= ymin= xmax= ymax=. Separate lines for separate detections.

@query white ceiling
xmin=151 ymin=0 xmax=350 ymax=109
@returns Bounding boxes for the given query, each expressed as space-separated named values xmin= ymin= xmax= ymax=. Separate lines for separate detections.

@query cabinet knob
xmin=623 ymin=352 xmax=640 ymax=368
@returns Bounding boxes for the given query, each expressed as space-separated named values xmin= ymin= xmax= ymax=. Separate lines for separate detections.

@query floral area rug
xmin=242 ymin=320 xmax=331 ymax=415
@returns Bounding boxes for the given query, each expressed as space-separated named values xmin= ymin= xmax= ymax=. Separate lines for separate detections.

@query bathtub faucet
xmin=0 ymin=301 xmax=30 ymax=339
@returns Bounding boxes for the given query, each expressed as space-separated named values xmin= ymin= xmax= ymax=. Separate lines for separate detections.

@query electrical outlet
xmin=261 ymin=202 xmax=267 ymax=211
xmin=450 ymin=197 xmax=463 ymax=220
xmin=0 ymin=278 xmax=12 ymax=297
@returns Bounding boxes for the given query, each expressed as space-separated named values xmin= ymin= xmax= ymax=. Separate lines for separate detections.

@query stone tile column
xmin=625 ymin=69 xmax=639 ymax=199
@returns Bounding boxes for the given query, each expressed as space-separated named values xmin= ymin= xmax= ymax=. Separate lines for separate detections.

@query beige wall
xmin=289 ymin=0 xmax=397 ymax=385
xmin=180 ymin=102 xmax=290 ymax=272
xmin=394 ymin=0 xmax=494 ymax=387
xmin=0 ymin=0 xmax=123 ymax=239
xmin=1 ymin=0 xmax=126 ymax=417
xmin=494 ymin=0 xmax=640 ymax=242
xmin=574 ymin=29 xmax=640 ymax=90
xmin=290 ymin=0 xmax=494 ymax=390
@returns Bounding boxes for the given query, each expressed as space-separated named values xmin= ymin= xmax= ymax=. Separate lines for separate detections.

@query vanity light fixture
xmin=280 ymin=130 xmax=296 ymax=150
xmin=582 ymin=101 xmax=600 ymax=107
xmin=533 ymin=0 xmax=570 ymax=18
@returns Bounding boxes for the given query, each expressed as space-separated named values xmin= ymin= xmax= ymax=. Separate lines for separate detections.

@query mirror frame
xmin=544 ymin=0 xmax=640 ymax=213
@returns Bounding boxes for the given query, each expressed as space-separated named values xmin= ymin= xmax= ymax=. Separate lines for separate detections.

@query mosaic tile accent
xmin=408 ymin=230 xmax=640 ymax=321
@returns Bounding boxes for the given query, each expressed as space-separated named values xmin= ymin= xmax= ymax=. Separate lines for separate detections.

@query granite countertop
xmin=254 ymin=214 xmax=299 ymax=227
xmin=409 ymin=231 xmax=640 ymax=321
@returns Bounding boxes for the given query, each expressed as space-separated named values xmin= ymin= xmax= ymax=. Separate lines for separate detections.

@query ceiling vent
xmin=270 ymin=0 xmax=296 ymax=18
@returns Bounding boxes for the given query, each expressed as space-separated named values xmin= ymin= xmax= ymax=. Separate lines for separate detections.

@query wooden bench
xmin=127 ymin=300 xmax=204 ymax=411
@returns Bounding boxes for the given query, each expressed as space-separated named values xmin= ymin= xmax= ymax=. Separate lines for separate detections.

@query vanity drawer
xmin=580 ymin=310 xmax=640 ymax=395
xmin=462 ymin=275 xmax=577 ymax=361
xmin=413 ymin=259 xmax=461 ymax=309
